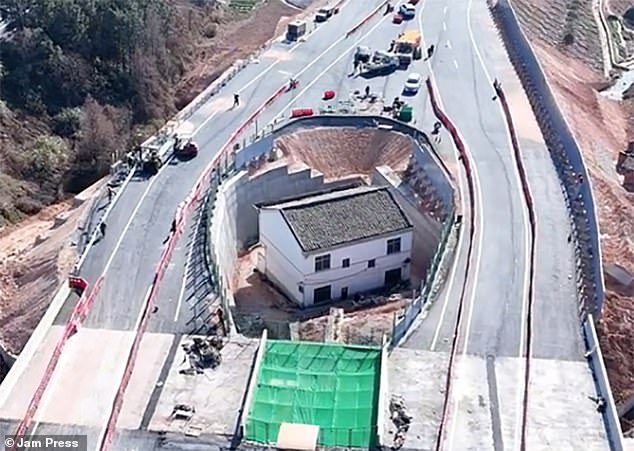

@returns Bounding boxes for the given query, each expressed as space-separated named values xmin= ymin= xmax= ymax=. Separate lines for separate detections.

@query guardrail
xmin=584 ymin=314 xmax=625 ymax=451
xmin=490 ymin=0 xmax=605 ymax=316
xmin=425 ymin=77 xmax=479 ymax=451
xmin=9 ymin=275 xmax=103 ymax=448
xmin=494 ymin=81 xmax=538 ymax=450
xmin=490 ymin=1 xmax=619 ymax=448
xmin=97 ymin=81 xmax=292 ymax=451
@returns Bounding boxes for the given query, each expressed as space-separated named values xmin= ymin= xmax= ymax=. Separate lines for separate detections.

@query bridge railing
xmin=489 ymin=1 xmax=621 ymax=449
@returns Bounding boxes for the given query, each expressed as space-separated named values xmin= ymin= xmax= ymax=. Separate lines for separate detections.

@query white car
xmin=403 ymin=73 xmax=422 ymax=94
xmin=399 ymin=4 xmax=416 ymax=19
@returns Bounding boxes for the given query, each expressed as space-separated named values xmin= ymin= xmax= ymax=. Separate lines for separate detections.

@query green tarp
xmin=245 ymin=340 xmax=381 ymax=448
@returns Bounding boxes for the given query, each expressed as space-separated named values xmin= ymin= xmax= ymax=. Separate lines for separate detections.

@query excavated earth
xmin=275 ymin=127 xmax=413 ymax=179
xmin=234 ymin=126 xmax=416 ymax=343
xmin=0 ymin=0 xmax=327 ymax=367
xmin=512 ymin=0 xmax=634 ymax=431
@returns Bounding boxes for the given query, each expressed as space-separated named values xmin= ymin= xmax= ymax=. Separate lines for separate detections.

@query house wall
xmin=258 ymin=209 xmax=307 ymax=304
xmin=260 ymin=207 xmax=413 ymax=307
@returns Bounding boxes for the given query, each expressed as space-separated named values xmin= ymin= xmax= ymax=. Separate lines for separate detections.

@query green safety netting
xmin=245 ymin=340 xmax=382 ymax=448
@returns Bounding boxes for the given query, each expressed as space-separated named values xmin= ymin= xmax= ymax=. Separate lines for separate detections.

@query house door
xmin=341 ymin=287 xmax=349 ymax=299
xmin=384 ymin=268 xmax=402 ymax=287
xmin=313 ymin=285 xmax=332 ymax=304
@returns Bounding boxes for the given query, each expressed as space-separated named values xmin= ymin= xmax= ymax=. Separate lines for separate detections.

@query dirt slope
xmin=0 ymin=0 xmax=321 ymax=361
xmin=512 ymin=0 xmax=634 ymax=428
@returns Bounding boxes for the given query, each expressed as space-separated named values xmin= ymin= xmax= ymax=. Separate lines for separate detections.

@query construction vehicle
xmin=354 ymin=46 xmax=372 ymax=64
xmin=359 ymin=50 xmax=400 ymax=78
xmin=315 ymin=5 xmax=337 ymax=22
xmin=394 ymin=30 xmax=423 ymax=67
xmin=174 ymin=135 xmax=199 ymax=159
xmin=142 ymin=149 xmax=163 ymax=175
xmin=287 ymin=20 xmax=307 ymax=41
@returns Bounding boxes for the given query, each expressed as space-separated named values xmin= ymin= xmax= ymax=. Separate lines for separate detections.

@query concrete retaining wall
xmin=490 ymin=1 xmax=619 ymax=447
xmin=491 ymin=0 xmax=605 ymax=316
xmin=237 ymin=115 xmax=456 ymax=218
xmin=372 ymin=166 xmax=443 ymax=279
xmin=583 ymin=314 xmax=625 ymax=450
xmin=213 ymin=165 xmax=364 ymax=261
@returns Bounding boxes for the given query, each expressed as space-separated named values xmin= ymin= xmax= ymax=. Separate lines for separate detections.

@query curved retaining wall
xmin=229 ymin=114 xmax=458 ymax=344
xmin=490 ymin=0 xmax=605 ymax=316
xmin=235 ymin=115 xmax=456 ymax=214
xmin=490 ymin=1 xmax=621 ymax=448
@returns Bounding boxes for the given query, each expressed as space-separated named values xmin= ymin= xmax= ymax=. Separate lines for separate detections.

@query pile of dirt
xmin=275 ymin=127 xmax=413 ymax=180
xmin=0 ymin=0 xmax=326 ymax=359
xmin=298 ymin=294 xmax=409 ymax=346
xmin=512 ymin=0 xmax=634 ymax=428
xmin=0 ymin=198 xmax=90 ymax=355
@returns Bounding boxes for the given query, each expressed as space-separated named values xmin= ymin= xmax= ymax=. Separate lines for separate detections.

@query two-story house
xmin=257 ymin=186 xmax=413 ymax=307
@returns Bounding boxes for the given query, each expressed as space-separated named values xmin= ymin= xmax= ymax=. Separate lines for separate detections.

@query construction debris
xmin=170 ymin=403 xmax=195 ymax=421
xmin=389 ymin=394 xmax=412 ymax=450
xmin=180 ymin=336 xmax=225 ymax=375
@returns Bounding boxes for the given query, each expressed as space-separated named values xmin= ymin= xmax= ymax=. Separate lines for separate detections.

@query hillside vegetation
xmin=0 ymin=0 xmax=227 ymax=227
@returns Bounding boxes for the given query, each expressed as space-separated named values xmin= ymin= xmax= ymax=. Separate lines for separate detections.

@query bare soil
xmin=275 ymin=127 xmax=413 ymax=180
xmin=231 ymin=245 xmax=409 ymax=345
xmin=0 ymin=0 xmax=321 ymax=358
xmin=512 ymin=0 xmax=634 ymax=429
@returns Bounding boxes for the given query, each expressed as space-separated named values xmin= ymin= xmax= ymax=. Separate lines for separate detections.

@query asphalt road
xmin=400 ymin=0 xmax=584 ymax=362
xmin=0 ymin=0 xmax=418 ymax=445
xmin=0 ymin=0 xmax=595 ymax=448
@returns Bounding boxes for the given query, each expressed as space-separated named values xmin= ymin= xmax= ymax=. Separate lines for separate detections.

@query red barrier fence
xmin=425 ymin=77 xmax=479 ymax=451
xmin=97 ymin=80 xmax=292 ymax=451
xmin=494 ymin=82 xmax=537 ymax=451
xmin=345 ymin=0 xmax=390 ymax=38
xmin=10 ymin=277 xmax=105 ymax=447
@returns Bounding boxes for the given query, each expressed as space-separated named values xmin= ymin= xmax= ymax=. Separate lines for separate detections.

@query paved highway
xmin=0 ymin=1 xmax=403 ymax=447
xmin=0 ymin=0 xmax=611 ymax=449
xmin=400 ymin=0 xmax=607 ymax=449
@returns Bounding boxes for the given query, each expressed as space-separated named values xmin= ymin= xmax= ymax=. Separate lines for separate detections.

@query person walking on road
xmin=107 ymin=186 xmax=115 ymax=203
xmin=99 ymin=222 xmax=107 ymax=238
xmin=233 ymin=93 xmax=240 ymax=108
xmin=365 ymin=85 xmax=370 ymax=98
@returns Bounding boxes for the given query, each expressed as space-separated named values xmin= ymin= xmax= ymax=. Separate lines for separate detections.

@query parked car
xmin=399 ymin=3 xmax=416 ymax=19
xmin=403 ymin=72 xmax=422 ymax=94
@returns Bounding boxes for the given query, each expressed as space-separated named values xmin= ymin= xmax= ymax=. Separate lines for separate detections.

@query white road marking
xmin=174 ymin=206 xmax=204 ymax=322
xmin=273 ymin=6 xmax=399 ymax=118
xmin=444 ymin=5 xmax=448 ymax=14
xmin=466 ymin=0 xmax=532 ymax=447
xmin=93 ymin=285 xmax=152 ymax=451
xmin=443 ymin=21 xmax=447 ymax=31
xmin=453 ymin=60 xmax=459 ymax=69
xmin=419 ymin=5 xmax=487 ymax=450
xmin=102 ymin=160 xmax=171 ymax=276
xmin=75 ymin=168 xmax=136 ymax=272
xmin=447 ymin=39 xmax=452 ymax=49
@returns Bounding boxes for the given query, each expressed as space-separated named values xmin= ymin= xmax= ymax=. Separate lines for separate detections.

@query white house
xmin=257 ymin=186 xmax=413 ymax=307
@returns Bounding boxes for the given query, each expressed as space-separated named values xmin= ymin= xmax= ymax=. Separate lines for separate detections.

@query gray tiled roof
xmin=272 ymin=186 xmax=412 ymax=252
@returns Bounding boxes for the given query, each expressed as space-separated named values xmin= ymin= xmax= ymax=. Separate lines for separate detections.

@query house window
xmin=314 ymin=285 xmax=332 ymax=304
xmin=342 ymin=258 xmax=350 ymax=268
xmin=298 ymin=285 xmax=304 ymax=293
xmin=368 ymin=259 xmax=376 ymax=268
xmin=387 ymin=237 xmax=401 ymax=255
xmin=315 ymin=254 xmax=331 ymax=272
